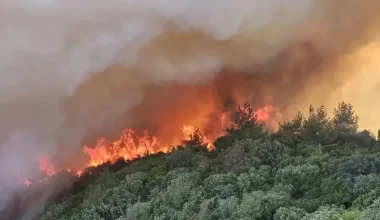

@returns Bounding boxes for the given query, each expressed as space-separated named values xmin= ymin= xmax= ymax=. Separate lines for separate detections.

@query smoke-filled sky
xmin=0 ymin=0 xmax=380 ymax=191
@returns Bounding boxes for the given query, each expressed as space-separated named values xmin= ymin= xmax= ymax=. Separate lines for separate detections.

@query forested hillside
xmin=36 ymin=102 xmax=380 ymax=220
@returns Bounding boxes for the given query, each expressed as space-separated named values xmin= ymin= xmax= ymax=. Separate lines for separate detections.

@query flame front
xmin=83 ymin=129 xmax=167 ymax=167
xmin=255 ymin=105 xmax=273 ymax=122
xmin=83 ymin=124 xmax=216 ymax=168
xmin=181 ymin=124 xmax=215 ymax=150
xmin=37 ymin=154 xmax=56 ymax=177
xmin=81 ymin=105 xmax=273 ymax=168
xmin=0 ymin=105 xmax=273 ymax=190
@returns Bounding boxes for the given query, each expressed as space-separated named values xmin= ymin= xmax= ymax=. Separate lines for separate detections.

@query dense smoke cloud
xmin=0 ymin=0 xmax=380 ymax=218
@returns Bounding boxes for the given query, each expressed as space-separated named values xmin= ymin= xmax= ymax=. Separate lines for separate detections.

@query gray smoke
xmin=0 ymin=0 xmax=379 ymax=218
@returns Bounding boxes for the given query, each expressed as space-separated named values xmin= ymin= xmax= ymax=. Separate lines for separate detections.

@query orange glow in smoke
xmin=81 ymin=124 xmax=215 ymax=168
xmin=83 ymin=129 xmax=166 ymax=167
xmin=37 ymin=154 xmax=56 ymax=177
xmin=24 ymin=179 xmax=32 ymax=186
xmin=81 ymin=105 xmax=273 ymax=168
xmin=255 ymin=105 xmax=273 ymax=122
xmin=0 ymin=105 xmax=273 ymax=190
xmin=181 ymin=124 xmax=215 ymax=150
xmin=15 ymin=173 xmax=32 ymax=187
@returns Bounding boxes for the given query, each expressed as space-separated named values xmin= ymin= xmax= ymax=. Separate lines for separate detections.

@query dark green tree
xmin=333 ymin=102 xmax=359 ymax=135
xmin=302 ymin=105 xmax=334 ymax=144
xmin=183 ymin=128 xmax=209 ymax=152
xmin=227 ymin=102 xmax=265 ymax=140
xmin=234 ymin=102 xmax=258 ymax=129
xmin=279 ymin=111 xmax=304 ymax=134
xmin=277 ymin=111 xmax=305 ymax=147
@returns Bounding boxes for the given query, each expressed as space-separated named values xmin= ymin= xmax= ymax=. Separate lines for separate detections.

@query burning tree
xmin=182 ymin=127 xmax=211 ymax=152
xmin=234 ymin=102 xmax=259 ymax=129
xmin=185 ymin=128 xmax=205 ymax=146
xmin=226 ymin=102 xmax=266 ymax=141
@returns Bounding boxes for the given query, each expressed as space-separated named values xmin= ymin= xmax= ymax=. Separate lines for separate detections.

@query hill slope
xmin=36 ymin=102 xmax=380 ymax=220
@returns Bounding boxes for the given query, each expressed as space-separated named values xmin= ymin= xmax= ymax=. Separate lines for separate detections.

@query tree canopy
xmin=34 ymin=102 xmax=380 ymax=220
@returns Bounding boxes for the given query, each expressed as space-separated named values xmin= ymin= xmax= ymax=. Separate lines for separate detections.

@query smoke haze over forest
xmin=0 ymin=0 xmax=380 ymax=218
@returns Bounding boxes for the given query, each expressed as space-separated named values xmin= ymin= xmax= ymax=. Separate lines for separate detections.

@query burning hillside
xmin=0 ymin=103 xmax=273 ymax=190
xmin=1 ymin=0 xmax=380 ymax=219
xmin=80 ymin=104 xmax=273 ymax=168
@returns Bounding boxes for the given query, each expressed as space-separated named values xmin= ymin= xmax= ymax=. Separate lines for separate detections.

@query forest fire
xmin=0 ymin=104 xmax=273 ymax=192
xmin=0 ymin=0 xmax=379 ymax=219
xmin=16 ymin=174 xmax=31 ymax=187
xmin=80 ymin=104 xmax=273 ymax=169
xmin=5 ymin=104 xmax=273 ymax=190
xmin=36 ymin=155 xmax=55 ymax=177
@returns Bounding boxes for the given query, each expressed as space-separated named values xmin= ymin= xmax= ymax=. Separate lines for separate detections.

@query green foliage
xmin=277 ymin=111 xmax=305 ymax=147
xmin=273 ymin=207 xmax=307 ymax=220
xmin=37 ymin=102 xmax=380 ymax=220
xmin=275 ymin=164 xmax=320 ymax=197
xmin=214 ymin=134 xmax=235 ymax=152
xmin=333 ymin=102 xmax=359 ymax=135
xmin=352 ymin=188 xmax=380 ymax=210
xmin=227 ymin=102 xmax=267 ymax=140
xmin=358 ymin=197 xmax=380 ymax=220
xmin=162 ymin=172 xmax=200 ymax=209
xmin=237 ymin=165 xmax=272 ymax=193
xmin=302 ymin=206 xmax=343 ymax=220
xmin=234 ymin=102 xmax=259 ymax=129
xmin=236 ymin=188 xmax=291 ymax=220
xmin=165 ymin=147 xmax=194 ymax=169
xmin=279 ymin=111 xmax=304 ymax=134
xmin=352 ymin=174 xmax=380 ymax=197
xmin=203 ymin=173 xmax=237 ymax=199
xmin=340 ymin=210 xmax=361 ymax=220
xmin=251 ymin=140 xmax=291 ymax=171
xmin=218 ymin=138 xmax=261 ymax=172
xmin=302 ymin=105 xmax=334 ymax=144
xmin=122 ymin=202 xmax=151 ymax=220
xmin=217 ymin=196 xmax=240 ymax=219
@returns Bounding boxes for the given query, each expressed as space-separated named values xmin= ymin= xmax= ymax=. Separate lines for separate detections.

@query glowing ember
xmin=255 ymin=105 xmax=273 ymax=122
xmin=15 ymin=173 xmax=32 ymax=187
xmin=37 ymin=154 xmax=56 ymax=177
xmin=182 ymin=124 xmax=215 ymax=150
xmin=76 ymin=170 xmax=83 ymax=177
xmin=24 ymin=179 xmax=32 ymax=186
xmin=220 ymin=111 xmax=235 ymax=129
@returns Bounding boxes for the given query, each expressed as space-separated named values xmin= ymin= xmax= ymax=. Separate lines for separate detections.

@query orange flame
xmin=82 ymin=123 xmax=218 ymax=168
xmin=181 ymin=124 xmax=215 ymax=150
xmin=3 ymin=105 xmax=273 ymax=190
xmin=255 ymin=105 xmax=273 ymax=122
xmin=24 ymin=179 xmax=32 ymax=186
xmin=81 ymin=105 xmax=273 ymax=168
xmin=15 ymin=172 xmax=32 ymax=187
xmin=36 ymin=154 xmax=56 ymax=177
xmin=83 ymin=129 xmax=169 ymax=167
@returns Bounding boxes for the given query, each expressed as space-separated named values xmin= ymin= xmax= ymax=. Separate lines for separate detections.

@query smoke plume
xmin=0 ymin=0 xmax=380 ymax=218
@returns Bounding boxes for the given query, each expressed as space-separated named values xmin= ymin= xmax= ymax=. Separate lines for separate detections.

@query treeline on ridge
xmin=35 ymin=101 xmax=380 ymax=220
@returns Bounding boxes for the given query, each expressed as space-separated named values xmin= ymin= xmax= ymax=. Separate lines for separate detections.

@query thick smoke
xmin=0 ymin=0 xmax=380 ymax=218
